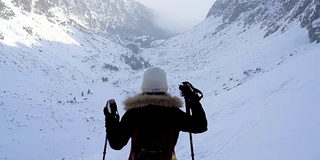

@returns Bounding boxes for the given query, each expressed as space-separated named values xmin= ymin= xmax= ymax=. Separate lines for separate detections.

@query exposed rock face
xmin=0 ymin=1 xmax=15 ymax=20
xmin=3 ymin=0 xmax=172 ymax=47
xmin=206 ymin=0 xmax=320 ymax=43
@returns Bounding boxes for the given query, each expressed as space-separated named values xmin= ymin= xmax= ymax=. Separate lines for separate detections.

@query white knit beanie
xmin=141 ymin=67 xmax=168 ymax=93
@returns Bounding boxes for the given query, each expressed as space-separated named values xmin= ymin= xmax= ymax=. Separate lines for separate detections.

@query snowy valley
xmin=1 ymin=0 xmax=320 ymax=160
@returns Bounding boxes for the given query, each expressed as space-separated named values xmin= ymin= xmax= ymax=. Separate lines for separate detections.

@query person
xmin=104 ymin=67 xmax=207 ymax=160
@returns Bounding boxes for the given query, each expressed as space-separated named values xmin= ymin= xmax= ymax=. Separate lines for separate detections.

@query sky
xmin=134 ymin=0 xmax=216 ymax=33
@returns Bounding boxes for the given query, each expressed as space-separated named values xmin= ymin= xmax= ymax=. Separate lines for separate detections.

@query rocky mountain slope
xmin=0 ymin=0 xmax=172 ymax=47
xmin=206 ymin=0 xmax=320 ymax=42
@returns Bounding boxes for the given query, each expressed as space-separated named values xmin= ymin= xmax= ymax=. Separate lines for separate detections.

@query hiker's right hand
xmin=179 ymin=82 xmax=202 ymax=102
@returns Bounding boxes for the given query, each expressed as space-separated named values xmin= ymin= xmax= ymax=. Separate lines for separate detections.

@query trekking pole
xmin=102 ymin=100 xmax=110 ymax=160
xmin=185 ymin=102 xmax=195 ymax=160
xmin=102 ymin=133 xmax=108 ymax=160
xmin=179 ymin=82 xmax=203 ymax=160
xmin=102 ymin=99 xmax=119 ymax=160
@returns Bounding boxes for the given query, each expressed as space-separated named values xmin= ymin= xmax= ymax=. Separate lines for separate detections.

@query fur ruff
xmin=123 ymin=93 xmax=183 ymax=110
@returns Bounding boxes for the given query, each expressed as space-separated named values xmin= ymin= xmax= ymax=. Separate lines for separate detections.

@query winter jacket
xmin=106 ymin=93 xmax=207 ymax=160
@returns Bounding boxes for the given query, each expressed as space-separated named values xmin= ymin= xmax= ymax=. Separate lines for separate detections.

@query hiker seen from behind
xmin=104 ymin=67 xmax=208 ymax=160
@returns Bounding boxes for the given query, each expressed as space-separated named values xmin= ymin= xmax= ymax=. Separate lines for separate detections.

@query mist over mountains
xmin=1 ymin=0 xmax=320 ymax=159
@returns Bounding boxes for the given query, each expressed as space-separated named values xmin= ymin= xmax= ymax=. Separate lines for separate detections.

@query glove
xmin=103 ymin=99 xmax=119 ymax=129
xmin=179 ymin=82 xmax=203 ymax=102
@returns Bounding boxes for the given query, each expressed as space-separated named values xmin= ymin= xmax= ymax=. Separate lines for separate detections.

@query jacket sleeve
xmin=178 ymin=100 xmax=208 ymax=133
xmin=106 ymin=112 xmax=132 ymax=150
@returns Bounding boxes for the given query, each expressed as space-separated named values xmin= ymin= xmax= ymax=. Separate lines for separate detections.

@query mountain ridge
xmin=1 ymin=0 xmax=172 ymax=47
xmin=206 ymin=0 xmax=320 ymax=42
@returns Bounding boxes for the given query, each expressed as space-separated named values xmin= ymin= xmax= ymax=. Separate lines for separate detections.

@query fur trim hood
xmin=123 ymin=93 xmax=183 ymax=110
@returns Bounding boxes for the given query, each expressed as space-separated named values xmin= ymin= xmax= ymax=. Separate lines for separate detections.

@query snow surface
xmin=1 ymin=3 xmax=320 ymax=160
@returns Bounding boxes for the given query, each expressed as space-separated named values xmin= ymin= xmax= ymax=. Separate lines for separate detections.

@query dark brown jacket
xmin=107 ymin=93 xmax=207 ymax=159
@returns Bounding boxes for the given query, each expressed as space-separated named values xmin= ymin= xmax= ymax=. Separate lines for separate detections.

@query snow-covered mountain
xmin=0 ymin=0 xmax=172 ymax=47
xmin=1 ymin=0 xmax=320 ymax=160
xmin=206 ymin=0 xmax=320 ymax=42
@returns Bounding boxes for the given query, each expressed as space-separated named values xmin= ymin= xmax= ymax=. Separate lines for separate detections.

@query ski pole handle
xmin=179 ymin=81 xmax=203 ymax=101
xmin=104 ymin=99 xmax=119 ymax=121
